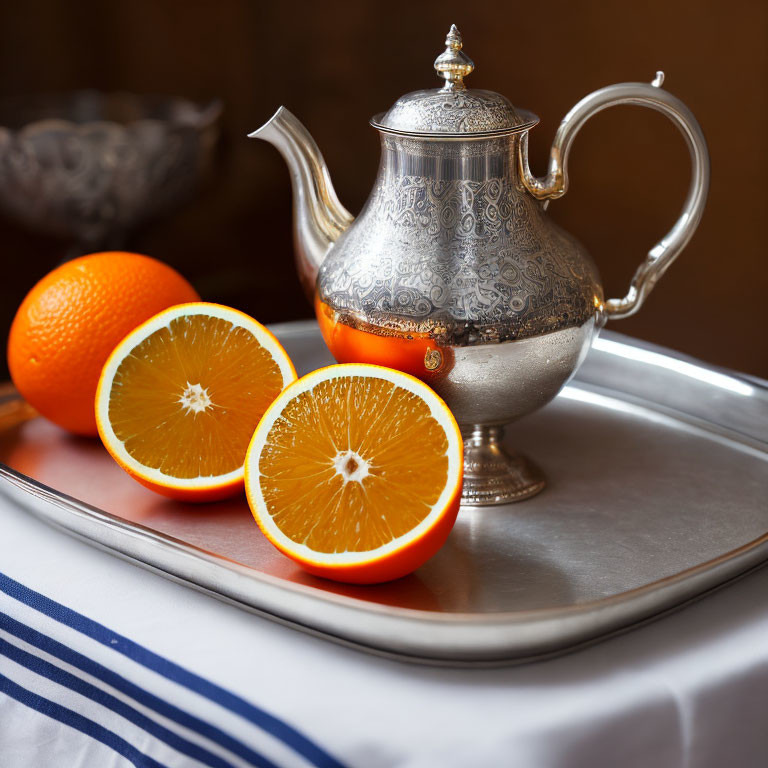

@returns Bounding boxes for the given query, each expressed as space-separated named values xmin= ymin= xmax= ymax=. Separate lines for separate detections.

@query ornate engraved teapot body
xmin=250 ymin=26 xmax=709 ymax=505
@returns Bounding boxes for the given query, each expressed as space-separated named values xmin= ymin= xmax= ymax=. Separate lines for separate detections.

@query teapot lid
xmin=371 ymin=25 xmax=537 ymax=137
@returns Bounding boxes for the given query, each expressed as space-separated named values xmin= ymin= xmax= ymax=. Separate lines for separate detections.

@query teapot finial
xmin=434 ymin=24 xmax=474 ymax=91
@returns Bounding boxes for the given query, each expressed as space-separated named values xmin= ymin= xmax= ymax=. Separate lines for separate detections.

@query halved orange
xmin=245 ymin=364 xmax=463 ymax=583
xmin=95 ymin=303 xmax=296 ymax=501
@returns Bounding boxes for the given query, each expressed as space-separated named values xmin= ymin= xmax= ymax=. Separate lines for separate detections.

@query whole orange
xmin=8 ymin=252 xmax=199 ymax=435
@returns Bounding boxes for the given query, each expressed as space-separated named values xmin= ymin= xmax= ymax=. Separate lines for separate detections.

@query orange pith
xmin=260 ymin=376 xmax=449 ymax=552
xmin=97 ymin=303 xmax=296 ymax=501
xmin=246 ymin=364 xmax=463 ymax=583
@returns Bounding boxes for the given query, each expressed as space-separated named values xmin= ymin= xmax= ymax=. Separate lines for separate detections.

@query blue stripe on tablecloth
xmin=0 ymin=672 xmax=168 ymax=768
xmin=0 ymin=635 xmax=245 ymax=768
xmin=0 ymin=573 xmax=346 ymax=768
xmin=0 ymin=612 xmax=274 ymax=768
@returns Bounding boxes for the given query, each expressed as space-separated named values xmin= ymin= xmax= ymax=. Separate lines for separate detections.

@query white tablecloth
xmin=2 ymin=493 xmax=768 ymax=768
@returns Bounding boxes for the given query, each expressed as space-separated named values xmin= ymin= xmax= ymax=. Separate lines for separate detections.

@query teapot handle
xmin=520 ymin=72 xmax=710 ymax=319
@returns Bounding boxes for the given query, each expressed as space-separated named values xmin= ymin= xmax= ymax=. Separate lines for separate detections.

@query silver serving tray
xmin=0 ymin=321 xmax=766 ymax=666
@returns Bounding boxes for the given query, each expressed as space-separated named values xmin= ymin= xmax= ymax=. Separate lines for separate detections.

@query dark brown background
xmin=1 ymin=0 xmax=766 ymax=377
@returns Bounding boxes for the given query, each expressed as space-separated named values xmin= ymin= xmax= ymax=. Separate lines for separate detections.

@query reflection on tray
xmin=2 ymin=386 xmax=766 ymax=618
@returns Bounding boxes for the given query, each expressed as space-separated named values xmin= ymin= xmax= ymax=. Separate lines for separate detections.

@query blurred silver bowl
xmin=0 ymin=90 xmax=221 ymax=251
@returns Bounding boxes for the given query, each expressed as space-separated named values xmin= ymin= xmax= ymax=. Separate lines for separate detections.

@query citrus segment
xmin=96 ymin=303 xmax=296 ymax=501
xmin=246 ymin=364 xmax=463 ymax=583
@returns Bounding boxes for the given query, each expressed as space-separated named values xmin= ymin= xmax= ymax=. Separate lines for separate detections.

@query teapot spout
xmin=249 ymin=107 xmax=353 ymax=298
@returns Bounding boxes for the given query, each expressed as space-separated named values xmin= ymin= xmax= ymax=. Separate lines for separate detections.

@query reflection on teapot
xmin=250 ymin=25 xmax=709 ymax=506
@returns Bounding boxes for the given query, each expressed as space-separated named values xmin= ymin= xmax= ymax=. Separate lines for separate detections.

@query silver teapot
xmin=250 ymin=26 xmax=709 ymax=506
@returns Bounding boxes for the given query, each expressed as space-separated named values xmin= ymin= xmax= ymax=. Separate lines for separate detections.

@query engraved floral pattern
xmin=379 ymin=88 xmax=527 ymax=134
xmin=318 ymin=170 xmax=601 ymax=346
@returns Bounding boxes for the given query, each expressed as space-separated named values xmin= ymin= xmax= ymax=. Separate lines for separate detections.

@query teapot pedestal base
xmin=461 ymin=425 xmax=545 ymax=506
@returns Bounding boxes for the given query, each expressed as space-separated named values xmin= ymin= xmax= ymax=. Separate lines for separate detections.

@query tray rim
xmin=1 ymin=325 xmax=766 ymax=664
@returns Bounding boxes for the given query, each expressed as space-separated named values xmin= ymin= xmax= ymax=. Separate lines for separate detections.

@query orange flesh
xmin=258 ymin=376 xmax=450 ymax=553
xmin=108 ymin=314 xmax=284 ymax=478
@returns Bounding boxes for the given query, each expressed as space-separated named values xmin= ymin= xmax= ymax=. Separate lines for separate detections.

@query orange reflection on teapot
xmin=315 ymin=298 xmax=453 ymax=383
